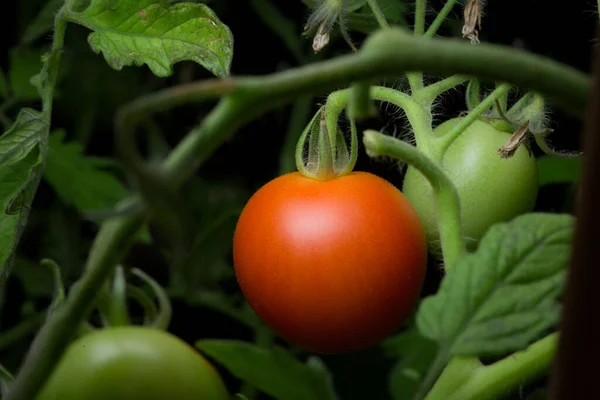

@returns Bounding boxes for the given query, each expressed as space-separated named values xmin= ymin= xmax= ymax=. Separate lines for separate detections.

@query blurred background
xmin=0 ymin=1 xmax=595 ymax=399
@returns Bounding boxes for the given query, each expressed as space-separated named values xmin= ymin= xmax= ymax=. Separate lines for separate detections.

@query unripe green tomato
xmin=36 ymin=327 xmax=230 ymax=400
xmin=402 ymin=117 xmax=538 ymax=253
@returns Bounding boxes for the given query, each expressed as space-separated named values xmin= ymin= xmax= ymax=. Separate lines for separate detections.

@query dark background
xmin=0 ymin=1 xmax=596 ymax=399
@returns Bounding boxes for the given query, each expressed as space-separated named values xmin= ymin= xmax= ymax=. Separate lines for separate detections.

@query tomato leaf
xmin=44 ymin=130 xmax=151 ymax=243
xmin=537 ymin=156 xmax=581 ymax=187
xmin=196 ymin=340 xmax=339 ymax=400
xmin=65 ymin=0 xmax=234 ymax=77
xmin=20 ymin=0 xmax=65 ymax=45
xmin=382 ymin=329 xmax=439 ymax=400
xmin=417 ymin=213 xmax=573 ymax=358
xmin=0 ymin=108 xmax=47 ymax=283
xmin=9 ymin=48 xmax=44 ymax=101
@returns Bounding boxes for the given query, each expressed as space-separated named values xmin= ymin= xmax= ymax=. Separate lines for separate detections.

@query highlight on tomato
xmin=233 ymin=170 xmax=428 ymax=354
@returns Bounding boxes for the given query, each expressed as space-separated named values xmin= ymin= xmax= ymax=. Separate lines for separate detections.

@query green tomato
xmin=36 ymin=327 xmax=229 ymax=400
xmin=402 ymin=117 xmax=538 ymax=253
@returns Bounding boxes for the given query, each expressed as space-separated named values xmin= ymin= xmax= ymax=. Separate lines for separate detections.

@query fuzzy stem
xmin=363 ymin=130 xmax=465 ymax=268
xmin=425 ymin=0 xmax=458 ymax=38
xmin=366 ymin=0 xmax=390 ymax=28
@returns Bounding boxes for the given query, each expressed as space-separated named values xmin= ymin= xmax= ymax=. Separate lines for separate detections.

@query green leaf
xmin=20 ymin=0 xmax=65 ymax=45
xmin=65 ymin=0 xmax=234 ymax=77
xmin=196 ymin=340 xmax=339 ymax=400
xmin=9 ymin=48 xmax=44 ymax=101
xmin=44 ymin=130 xmax=151 ymax=243
xmin=383 ymin=329 xmax=439 ymax=400
xmin=417 ymin=213 xmax=573 ymax=358
xmin=0 ymin=109 xmax=46 ymax=282
xmin=538 ymin=156 xmax=581 ymax=187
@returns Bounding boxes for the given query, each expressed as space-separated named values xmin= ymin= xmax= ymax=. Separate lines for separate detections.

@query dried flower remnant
xmin=463 ymin=0 xmax=485 ymax=44
xmin=303 ymin=0 xmax=356 ymax=52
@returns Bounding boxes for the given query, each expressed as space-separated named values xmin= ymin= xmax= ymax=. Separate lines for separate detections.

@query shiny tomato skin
xmin=36 ymin=327 xmax=230 ymax=400
xmin=233 ymin=171 xmax=427 ymax=354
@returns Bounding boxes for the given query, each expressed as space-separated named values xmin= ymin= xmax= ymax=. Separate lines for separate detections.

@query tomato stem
xmin=131 ymin=268 xmax=173 ymax=331
xmin=363 ymin=130 xmax=466 ymax=269
xmin=425 ymin=333 xmax=558 ymax=400
xmin=348 ymin=81 xmax=376 ymax=121
xmin=366 ymin=0 xmax=390 ymax=29
xmin=107 ymin=266 xmax=130 ymax=327
xmin=415 ymin=75 xmax=470 ymax=104
xmin=425 ymin=0 xmax=459 ymax=38
xmin=434 ymin=83 xmax=512 ymax=161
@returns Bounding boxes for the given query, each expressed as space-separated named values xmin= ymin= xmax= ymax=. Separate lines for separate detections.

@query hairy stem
xmin=348 ymin=81 xmax=376 ymax=120
xmin=325 ymin=86 xmax=434 ymax=154
xmin=425 ymin=0 xmax=458 ymax=37
xmin=414 ymin=0 xmax=427 ymax=35
xmin=416 ymin=75 xmax=470 ymax=103
xmin=366 ymin=0 xmax=390 ymax=28
xmin=434 ymin=83 xmax=512 ymax=160
xmin=363 ymin=130 xmax=465 ymax=268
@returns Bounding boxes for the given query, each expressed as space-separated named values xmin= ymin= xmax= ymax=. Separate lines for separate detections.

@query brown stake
xmin=548 ymin=26 xmax=600 ymax=400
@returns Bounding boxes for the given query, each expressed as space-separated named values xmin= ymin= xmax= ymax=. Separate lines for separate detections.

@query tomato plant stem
xmin=416 ymin=75 xmax=470 ymax=104
xmin=107 ymin=266 xmax=130 ymax=327
xmin=414 ymin=0 xmax=427 ymax=36
xmin=326 ymin=86 xmax=434 ymax=152
xmin=348 ymin=82 xmax=376 ymax=120
xmin=365 ymin=0 xmax=390 ymax=28
xmin=363 ymin=130 xmax=466 ymax=268
xmin=434 ymin=83 xmax=512 ymax=161
xmin=425 ymin=0 xmax=458 ymax=38
xmin=426 ymin=333 xmax=558 ymax=400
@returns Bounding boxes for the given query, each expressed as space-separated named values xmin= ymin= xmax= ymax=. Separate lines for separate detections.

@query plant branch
xmin=425 ymin=0 xmax=458 ymax=38
xmin=434 ymin=83 xmax=512 ymax=160
xmin=416 ymin=75 xmax=470 ymax=103
xmin=7 ymin=27 xmax=590 ymax=400
xmin=366 ymin=0 xmax=389 ymax=28
xmin=348 ymin=81 xmax=376 ymax=121
xmin=414 ymin=0 xmax=427 ymax=35
xmin=363 ymin=130 xmax=465 ymax=268
xmin=427 ymin=333 xmax=558 ymax=400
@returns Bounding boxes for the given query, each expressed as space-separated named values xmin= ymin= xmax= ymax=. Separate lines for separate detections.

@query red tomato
xmin=233 ymin=171 xmax=427 ymax=354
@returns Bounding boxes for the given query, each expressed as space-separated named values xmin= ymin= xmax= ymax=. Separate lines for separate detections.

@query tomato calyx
xmin=465 ymin=84 xmax=581 ymax=159
xmin=295 ymin=106 xmax=358 ymax=181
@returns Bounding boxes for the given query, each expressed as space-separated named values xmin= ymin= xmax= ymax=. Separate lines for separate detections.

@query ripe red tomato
xmin=233 ymin=171 xmax=427 ymax=354
xmin=36 ymin=327 xmax=230 ymax=400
